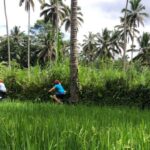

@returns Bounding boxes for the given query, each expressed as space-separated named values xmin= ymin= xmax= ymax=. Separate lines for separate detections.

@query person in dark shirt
xmin=48 ymin=80 xmax=66 ymax=104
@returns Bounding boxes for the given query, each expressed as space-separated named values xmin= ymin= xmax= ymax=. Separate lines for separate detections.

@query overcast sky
xmin=0 ymin=0 xmax=150 ymax=42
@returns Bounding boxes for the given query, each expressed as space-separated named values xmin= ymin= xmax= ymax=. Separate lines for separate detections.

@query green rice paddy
xmin=0 ymin=101 xmax=150 ymax=150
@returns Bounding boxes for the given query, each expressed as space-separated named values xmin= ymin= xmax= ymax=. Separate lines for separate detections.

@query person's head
xmin=0 ymin=79 xmax=3 ymax=83
xmin=54 ymin=80 xmax=60 ymax=85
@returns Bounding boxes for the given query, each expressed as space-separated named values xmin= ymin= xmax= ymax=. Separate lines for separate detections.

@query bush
xmin=0 ymin=61 xmax=150 ymax=107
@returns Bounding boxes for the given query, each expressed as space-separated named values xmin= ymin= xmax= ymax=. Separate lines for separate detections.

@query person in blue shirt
xmin=48 ymin=80 xmax=66 ymax=104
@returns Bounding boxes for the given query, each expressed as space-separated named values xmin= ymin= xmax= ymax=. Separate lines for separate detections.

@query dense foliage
xmin=0 ymin=61 xmax=150 ymax=108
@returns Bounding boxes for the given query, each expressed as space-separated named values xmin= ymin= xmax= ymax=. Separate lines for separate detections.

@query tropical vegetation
xmin=1 ymin=0 xmax=150 ymax=104
xmin=0 ymin=0 xmax=150 ymax=149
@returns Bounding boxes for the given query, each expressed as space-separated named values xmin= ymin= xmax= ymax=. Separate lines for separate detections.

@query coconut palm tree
xmin=61 ymin=6 xmax=83 ymax=32
xmin=122 ymin=0 xmax=129 ymax=71
xmin=40 ymin=0 xmax=67 ymax=61
xmin=3 ymin=0 xmax=11 ymax=69
xmin=133 ymin=32 xmax=150 ymax=66
xmin=95 ymin=28 xmax=121 ymax=60
xmin=122 ymin=0 xmax=148 ymax=60
xmin=115 ymin=17 xmax=139 ymax=43
xmin=10 ymin=26 xmax=25 ymax=63
xmin=19 ymin=0 xmax=35 ymax=76
xmin=10 ymin=26 xmax=24 ymax=43
xmin=109 ymin=30 xmax=123 ymax=59
xmin=81 ymin=32 xmax=97 ymax=63
xmin=40 ymin=0 xmax=66 ymax=27
xmin=115 ymin=17 xmax=140 ymax=58
xmin=36 ymin=32 xmax=56 ymax=64
xmin=69 ymin=0 xmax=79 ymax=103
xmin=31 ymin=20 xmax=55 ymax=64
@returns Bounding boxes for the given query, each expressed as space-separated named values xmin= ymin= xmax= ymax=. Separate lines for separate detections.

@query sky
xmin=0 ymin=0 xmax=150 ymax=43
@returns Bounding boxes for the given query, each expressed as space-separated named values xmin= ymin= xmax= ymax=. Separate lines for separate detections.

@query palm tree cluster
xmin=80 ymin=0 xmax=149 ymax=67
xmin=81 ymin=29 xmax=121 ymax=64
xmin=2 ymin=0 xmax=83 ymax=68
xmin=2 ymin=0 xmax=150 ymax=68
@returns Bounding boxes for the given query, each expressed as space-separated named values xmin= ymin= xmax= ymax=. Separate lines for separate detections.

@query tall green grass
xmin=0 ymin=102 xmax=150 ymax=149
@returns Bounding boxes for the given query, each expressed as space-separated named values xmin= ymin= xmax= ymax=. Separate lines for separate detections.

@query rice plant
xmin=0 ymin=101 xmax=150 ymax=149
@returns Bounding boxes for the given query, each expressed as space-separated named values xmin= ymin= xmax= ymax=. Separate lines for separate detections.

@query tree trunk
xmin=131 ymin=27 xmax=135 ymax=61
xmin=28 ymin=7 xmax=31 ymax=78
xmin=55 ymin=0 xmax=58 ymax=62
xmin=4 ymin=0 xmax=11 ymax=69
xmin=69 ymin=0 xmax=79 ymax=103
xmin=123 ymin=0 xmax=128 ymax=71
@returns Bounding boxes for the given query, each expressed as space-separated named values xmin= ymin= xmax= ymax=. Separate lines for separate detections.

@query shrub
xmin=0 ymin=61 xmax=150 ymax=107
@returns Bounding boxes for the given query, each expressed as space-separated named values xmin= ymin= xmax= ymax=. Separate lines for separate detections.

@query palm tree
xmin=69 ymin=0 xmax=79 ymax=103
xmin=61 ymin=6 xmax=83 ymax=32
xmin=81 ymin=32 xmax=97 ymax=63
xmin=19 ymin=0 xmax=35 ymax=76
xmin=115 ymin=17 xmax=139 ymax=42
xmin=122 ymin=0 xmax=129 ymax=71
xmin=115 ymin=17 xmax=139 ymax=58
xmin=109 ymin=30 xmax=123 ymax=59
xmin=122 ymin=0 xmax=148 ymax=60
xmin=95 ymin=28 xmax=121 ymax=60
xmin=133 ymin=32 xmax=150 ymax=66
xmin=10 ymin=26 xmax=24 ymax=43
xmin=40 ymin=0 xmax=67 ymax=61
xmin=36 ymin=32 xmax=56 ymax=64
xmin=3 ymin=0 xmax=11 ymax=69
xmin=40 ymin=0 xmax=67 ymax=29
xmin=30 ymin=19 xmax=57 ymax=64
xmin=10 ymin=26 xmax=25 ymax=64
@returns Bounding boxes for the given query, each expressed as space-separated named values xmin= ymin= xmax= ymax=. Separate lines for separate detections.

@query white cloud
xmin=0 ymin=0 xmax=41 ymax=35
xmin=0 ymin=0 xmax=150 ymax=43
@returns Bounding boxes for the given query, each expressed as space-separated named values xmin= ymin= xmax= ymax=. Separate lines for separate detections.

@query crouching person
xmin=0 ymin=79 xmax=7 ymax=100
xmin=48 ymin=80 xmax=66 ymax=104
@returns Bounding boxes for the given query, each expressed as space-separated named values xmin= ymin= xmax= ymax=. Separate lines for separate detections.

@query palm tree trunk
xmin=123 ymin=0 xmax=128 ymax=71
xmin=28 ymin=7 xmax=31 ymax=77
xmin=131 ymin=27 xmax=135 ymax=61
xmin=55 ymin=0 xmax=58 ymax=62
xmin=69 ymin=0 xmax=79 ymax=103
xmin=4 ymin=0 xmax=11 ymax=69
